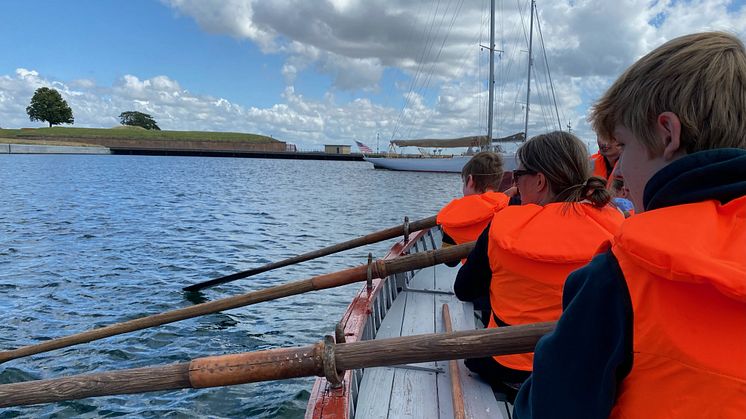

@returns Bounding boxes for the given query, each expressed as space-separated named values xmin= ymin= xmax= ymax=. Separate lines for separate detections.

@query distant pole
xmin=524 ymin=0 xmax=535 ymax=140
xmin=376 ymin=132 xmax=380 ymax=154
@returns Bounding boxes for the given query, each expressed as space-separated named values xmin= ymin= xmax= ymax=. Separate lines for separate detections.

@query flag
xmin=355 ymin=141 xmax=373 ymax=154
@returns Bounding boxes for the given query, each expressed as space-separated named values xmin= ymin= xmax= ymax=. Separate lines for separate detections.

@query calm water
xmin=0 ymin=155 xmax=461 ymax=418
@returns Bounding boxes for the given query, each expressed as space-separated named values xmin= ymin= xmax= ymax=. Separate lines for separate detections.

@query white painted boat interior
xmin=353 ymin=230 xmax=512 ymax=419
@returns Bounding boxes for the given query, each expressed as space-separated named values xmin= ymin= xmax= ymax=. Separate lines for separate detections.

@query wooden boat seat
xmin=354 ymin=262 xmax=512 ymax=418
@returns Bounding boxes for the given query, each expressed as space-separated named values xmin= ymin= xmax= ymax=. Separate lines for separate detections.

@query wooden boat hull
xmin=305 ymin=229 xmax=428 ymax=419
xmin=306 ymin=227 xmax=512 ymax=418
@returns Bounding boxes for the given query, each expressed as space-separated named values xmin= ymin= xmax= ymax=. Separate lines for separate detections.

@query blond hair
xmin=462 ymin=151 xmax=504 ymax=193
xmin=518 ymin=131 xmax=611 ymax=208
xmin=590 ymin=31 xmax=746 ymax=155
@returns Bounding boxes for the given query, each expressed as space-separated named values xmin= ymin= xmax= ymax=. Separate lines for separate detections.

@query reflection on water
xmin=0 ymin=155 xmax=461 ymax=418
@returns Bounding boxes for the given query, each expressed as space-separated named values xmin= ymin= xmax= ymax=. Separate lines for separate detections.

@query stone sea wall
xmin=2 ymin=144 xmax=111 ymax=154
xmin=17 ymin=136 xmax=287 ymax=152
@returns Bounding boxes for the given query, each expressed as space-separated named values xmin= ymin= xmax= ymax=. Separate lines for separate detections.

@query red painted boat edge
xmin=305 ymin=228 xmax=430 ymax=419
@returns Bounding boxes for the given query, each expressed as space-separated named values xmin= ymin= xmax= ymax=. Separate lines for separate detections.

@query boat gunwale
xmin=305 ymin=227 xmax=434 ymax=419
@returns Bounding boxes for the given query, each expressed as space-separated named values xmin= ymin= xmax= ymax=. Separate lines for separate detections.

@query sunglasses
xmin=512 ymin=169 xmax=537 ymax=183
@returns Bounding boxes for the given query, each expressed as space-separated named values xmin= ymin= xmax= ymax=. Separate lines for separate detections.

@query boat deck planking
xmin=354 ymin=253 xmax=510 ymax=418
xmin=307 ymin=228 xmax=510 ymax=418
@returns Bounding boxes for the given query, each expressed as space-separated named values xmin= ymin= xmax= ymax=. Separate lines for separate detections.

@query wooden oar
xmin=0 ymin=322 xmax=555 ymax=407
xmin=183 ymin=215 xmax=437 ymax=291
xmin=442 ymin=304 xmax=466 ymax=419
xmin=0 ymin=241 xmax=473 ymax=365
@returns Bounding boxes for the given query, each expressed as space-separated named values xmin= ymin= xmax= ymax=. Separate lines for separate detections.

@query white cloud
xmin=281 ymin=63 xmax=298 ymax=84
xmin=318 ymin=54 xmax=383 ymax=90
xmin=157 ymin=0 xmax=745 ymax=145
xmin=165 ymin=0 xmax=276 ymax=50
xmin=0 ymin=69 xmax=395 ymax=148
xmin=3 ymin=1 xmax=745 ymax=148
xmin=69 ymin=79 xmax=96 ymax=89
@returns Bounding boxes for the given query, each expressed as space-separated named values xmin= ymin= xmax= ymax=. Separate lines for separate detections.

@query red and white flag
xmin=355 ymin=141 xmax=373 ymax=154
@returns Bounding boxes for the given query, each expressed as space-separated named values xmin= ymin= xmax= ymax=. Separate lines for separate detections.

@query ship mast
xmin=484 ymin=0 xmax=496 ymax=151
xmin=523 ymin=0 xmax=535 ymax=140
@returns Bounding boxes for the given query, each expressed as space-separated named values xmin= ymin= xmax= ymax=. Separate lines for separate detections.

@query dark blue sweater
xmin=513 ymin=148 xmax=746 ymax=418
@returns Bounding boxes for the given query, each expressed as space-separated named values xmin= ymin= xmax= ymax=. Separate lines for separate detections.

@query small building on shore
xmin=324 ymin=144 xmax=351 ymax=154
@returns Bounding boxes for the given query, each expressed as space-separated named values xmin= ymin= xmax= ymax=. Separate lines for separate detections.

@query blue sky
xmin=0 ymin=0 xmax=744 ymax=150
xmin=0 ymin=1 xmax=288 ymax=107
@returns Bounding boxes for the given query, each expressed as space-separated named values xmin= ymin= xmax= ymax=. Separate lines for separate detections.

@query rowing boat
xmin=306 ymin=226 xmax=512 ymax=418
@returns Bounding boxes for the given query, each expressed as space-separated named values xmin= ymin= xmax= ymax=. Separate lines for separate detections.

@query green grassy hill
xmin=0 ymin=127 xmax=280 ymax=143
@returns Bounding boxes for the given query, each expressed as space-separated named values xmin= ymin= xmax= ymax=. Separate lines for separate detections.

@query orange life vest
xmin=609 ymin=197 xmax=746 ymax=418
xmin=487 ymin=202 xmax=624 ymax=371
xmin=591 ymin=152 xmax=610 ymax=180
xmin=437 ymin=191 xmax=509 ymax=245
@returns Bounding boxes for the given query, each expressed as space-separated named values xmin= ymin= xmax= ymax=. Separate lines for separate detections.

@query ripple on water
xmin=0 ymin=367 xmax=41 ymax=384
xmin=0 ymin=156 xmax=461 ymax=417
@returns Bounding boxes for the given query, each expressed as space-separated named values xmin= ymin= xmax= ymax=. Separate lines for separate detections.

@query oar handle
xmin=183 ymin=215 xmax=437 ymax=291
xmin=0 ymin=241 xmax=474 ymax=365
xmin=0 ymin=322 xmax=555 ymax=408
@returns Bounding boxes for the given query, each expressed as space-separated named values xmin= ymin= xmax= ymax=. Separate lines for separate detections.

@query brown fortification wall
xmin=17 ymin=136 xmax=288 ymax=152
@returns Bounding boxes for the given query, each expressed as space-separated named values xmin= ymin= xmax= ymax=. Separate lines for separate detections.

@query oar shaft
xmin=183 ymin=215 xmax=437 ymax=291
xmin=0 ymin=343 xmax=324 ymax=407
xmin=0 ymin=363 xmax=191 ymax=407
xmin=334 ymin=321 xmax=554 ymax=371
xmin=0 ymin=280 xmax=315 ymax=364
xmin=443 ymin=304 xmax=466 ymax=419
xmin=0 ymin=322 xmax=554 ymax=408
xmin=0 ymin=241 xmax=474 ymax=365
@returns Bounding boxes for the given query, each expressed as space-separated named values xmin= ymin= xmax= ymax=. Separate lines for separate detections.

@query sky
xmin=0 ymin=0 xmax=744 ymax=151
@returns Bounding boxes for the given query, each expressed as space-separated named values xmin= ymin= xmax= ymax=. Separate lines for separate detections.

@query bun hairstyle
xmin=461 ymin=151 xmax=505 ymax=193
xmin=517 ymin=131 xmax=611 ymax=208
xmin=565 ymin=176 xmax=613 ymax=208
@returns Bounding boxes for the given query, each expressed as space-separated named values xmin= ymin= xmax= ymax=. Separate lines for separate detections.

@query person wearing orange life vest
xmin=609 ymin=165 xmax=635 ymax=217
xmin=437 ymin=151 xmax=508 ymax=267
xmin=590 ymin=134 xmax=621 ymax=181
xmin=514 ymin=32 xmax=746 ymax=419
xmin=454 ymin=131 xmax=624 ymax=401
xmin=609 ymin=176 xmax=634 ymax=217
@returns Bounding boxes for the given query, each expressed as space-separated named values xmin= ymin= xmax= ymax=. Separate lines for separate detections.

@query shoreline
xmin=0 ymin=143 xmax=366 ymax=161
xmin=0 ymin=143 xmax=110 ymax=155
xmin=109 ymin=147 xmax=364 ymax=161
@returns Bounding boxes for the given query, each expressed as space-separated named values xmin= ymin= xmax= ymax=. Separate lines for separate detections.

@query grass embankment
xmin=0 ymin=129 xmax=93 ymax=146
xmin=0 ymin=126 xmax=279 ymax=144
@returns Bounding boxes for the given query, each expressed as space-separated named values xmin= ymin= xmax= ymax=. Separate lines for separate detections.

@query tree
xmin=119 ymin=111 xmax=160 ymax=130
xmin=26 ymin=87 xmax=74 ymax=127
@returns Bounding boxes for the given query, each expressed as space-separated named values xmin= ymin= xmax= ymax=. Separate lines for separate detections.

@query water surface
xmin=0 ymin=155 xmax=461 ymax=418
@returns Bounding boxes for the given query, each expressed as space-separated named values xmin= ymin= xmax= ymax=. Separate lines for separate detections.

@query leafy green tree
xmin=119 ymin=111 xmax=160 ymax=130
xmin=26 ymin=87 xmax=74 ymax=127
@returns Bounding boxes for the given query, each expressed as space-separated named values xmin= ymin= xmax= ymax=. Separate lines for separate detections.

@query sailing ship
xmin=364 ymin=134 xmax=524 ymax=173
xmin=365 ymin=0 xmax=559 ymax=174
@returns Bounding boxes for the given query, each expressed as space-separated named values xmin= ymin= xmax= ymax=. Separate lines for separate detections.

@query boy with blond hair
xmin=514 ymin=32 xmax=746 ymax=418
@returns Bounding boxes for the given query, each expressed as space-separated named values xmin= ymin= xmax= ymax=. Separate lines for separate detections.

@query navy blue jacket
xmin=453 ymin=223 xmax=491 ymax=303
xmin=513 ymin=148 xmax=746 ymax=418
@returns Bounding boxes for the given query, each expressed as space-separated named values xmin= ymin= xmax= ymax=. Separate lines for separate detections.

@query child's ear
xmin=656 ymin=112 xmax=683 ymax=160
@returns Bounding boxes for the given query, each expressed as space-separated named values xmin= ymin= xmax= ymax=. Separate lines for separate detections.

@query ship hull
xmin=364 ymin=154 xmax=517 ymax=173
